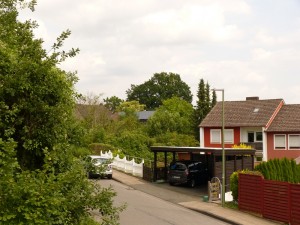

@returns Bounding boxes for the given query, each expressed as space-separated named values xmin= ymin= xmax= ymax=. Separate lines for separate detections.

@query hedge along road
xmin=95 ymin=179 xmax=229 ymax=225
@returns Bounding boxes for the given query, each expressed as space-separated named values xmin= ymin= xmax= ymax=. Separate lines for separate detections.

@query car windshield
xmin=91 ymin=158 xmax=108 ymax=164
xmin=170 ymin=163 xmax=187 ymax=171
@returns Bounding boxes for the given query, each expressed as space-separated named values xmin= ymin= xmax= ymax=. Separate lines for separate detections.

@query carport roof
xmin=150 ymin=146 xmax=256 ymax=156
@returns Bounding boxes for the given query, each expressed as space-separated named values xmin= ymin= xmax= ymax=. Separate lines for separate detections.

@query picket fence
xmin=100 ymin=151 xmax=144 ymax=178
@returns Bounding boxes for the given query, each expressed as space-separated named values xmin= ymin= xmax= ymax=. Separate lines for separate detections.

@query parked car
xmin=168 ymin=160 xmax=208 ymax=187
xmin=86 ymin=155 xmax=113 ymax=179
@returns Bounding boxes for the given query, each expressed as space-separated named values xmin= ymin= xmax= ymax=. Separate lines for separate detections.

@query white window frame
xmin=211 ymin=129 xmax=221 ymax=144
xmin=274 ymin=134 xmax=286 ymax=150
xmin=288 ymin=134 xmax=300 ymax=150
xmin=210 ymin=129 xmax=234 ymax=144
xmin=224 ymin=129 xmax=234 ymax=144
xmin=248 ymin=131 xmax=263 ymax=142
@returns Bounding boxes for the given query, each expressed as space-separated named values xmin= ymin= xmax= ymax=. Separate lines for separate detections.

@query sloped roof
xmin=200 ymin=98 xmax=283 ymax=128
xmin=137 ymin=111 xmax=155 ymax=120
xmin=266 ymin=104 xmax=300 ymax=132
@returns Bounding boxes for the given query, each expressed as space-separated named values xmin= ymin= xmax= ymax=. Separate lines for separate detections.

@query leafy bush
xmin=255 ymin=157 xmax=300 ymax=183
xmin=89 ymin=143 xmax=119 ymax=156
xmin=230 ymin=170 xmax=263 ymax=202
xmin=230 ymin=171 xmax=239 ymax=202
xmin=0 ymin=140 xmax=125 ymax=224
xmin=232 ymin=143 xmax=252 ymax=149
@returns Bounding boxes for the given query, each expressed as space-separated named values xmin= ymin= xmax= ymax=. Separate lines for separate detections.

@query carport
xmin=150 ymin=146 xmax=256 ymax=191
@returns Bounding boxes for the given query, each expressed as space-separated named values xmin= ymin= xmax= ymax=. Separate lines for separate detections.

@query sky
xmin=19 ymin=0 xmax=300 ymax=105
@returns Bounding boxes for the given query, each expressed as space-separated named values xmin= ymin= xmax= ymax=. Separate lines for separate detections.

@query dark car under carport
xmin=148 ymin=146 xmax=256 ymax=191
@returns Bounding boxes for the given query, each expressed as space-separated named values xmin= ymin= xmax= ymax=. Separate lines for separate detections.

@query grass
xmin=224 ymin=201 xmax=238 ymax=210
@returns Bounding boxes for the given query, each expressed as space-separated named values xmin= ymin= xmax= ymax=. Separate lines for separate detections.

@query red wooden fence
xmin=238 ymin=174 xmax=263 ymax=214
xmin=263 ymin=180 xmax=290 ymax=223
xmin=291 ymin=184 xmax=300 ymax=225
xmin=238 ymin=174 xmax=300 ymax=225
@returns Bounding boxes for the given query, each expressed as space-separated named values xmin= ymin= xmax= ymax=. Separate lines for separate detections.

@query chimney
xmin=246 ymin=96 xmax=259 ymax=101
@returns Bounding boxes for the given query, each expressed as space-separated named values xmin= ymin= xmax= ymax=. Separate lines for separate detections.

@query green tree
xmin=103 ymin=96 xmax=124 ymax=113
xmin=126 ymin=72 xmax=193 ymax=110
xmin=116 ymin=100 xmax=145 ymax=115
xmin=194 ymin=79 xmax=216 ymax=140
xmin=0 ymin=1 xmax=79 ymax=170
xmin=146 ymin=97 xmax=195 ymax=137
xmin=0 ymin=1 xmax=123 ymax=224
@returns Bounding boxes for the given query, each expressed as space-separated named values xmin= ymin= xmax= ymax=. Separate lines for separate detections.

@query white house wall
xmin=240 ymin=127 xmax=263 ymax=142
xmin=200 ymin=127 xmax=204 ymax=147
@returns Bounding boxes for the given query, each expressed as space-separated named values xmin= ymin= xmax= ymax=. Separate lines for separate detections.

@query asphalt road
xmin=97 ymin=179 xmax=229 ymax=225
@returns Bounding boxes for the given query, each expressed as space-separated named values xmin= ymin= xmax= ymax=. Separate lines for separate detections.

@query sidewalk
xmin=112 ymin=170 xmax=281 ymax=225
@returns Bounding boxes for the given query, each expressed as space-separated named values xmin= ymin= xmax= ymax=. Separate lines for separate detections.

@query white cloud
xmin=251 ymin=48 xmax=272 ymax=60
xmin=17 ymin=1 xmax=300 ymax=104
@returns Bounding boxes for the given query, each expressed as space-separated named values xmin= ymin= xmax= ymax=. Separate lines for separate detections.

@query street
xmin=97 ymin=179 xmax=229 ymax=225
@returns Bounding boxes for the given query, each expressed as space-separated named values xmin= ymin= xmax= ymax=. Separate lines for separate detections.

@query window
xmin=256 ymin=132 xmax=263 ymax=142
xmin=248 ymin=131 xmax=263 ymax=142
xmin=210 ymin=129 xmax=233 ymax=144
xmin=248 ymin=132 xmax=254 ymax=142
xmin=274 ymin=134 xmax=286 ymax=150
xmin=289 ymin=135 xmax=300 ymax=150
xmin=211 ymin=129 xmax=221 ymax=143
xmin=224 ymin=129 xmax=234 ymax=143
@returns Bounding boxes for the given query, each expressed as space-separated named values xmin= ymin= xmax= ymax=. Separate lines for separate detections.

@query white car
xmin=86 ymin=155 xmax=113 ymax=179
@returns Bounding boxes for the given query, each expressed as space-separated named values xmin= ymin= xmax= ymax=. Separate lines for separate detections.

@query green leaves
xmin=147 ymin=97 xmax=195 ymax=137
xmin=255 ymin=158 xmax=300 ymax=183
xmin=126 ymin=72 xmax=193 ymax=110
xmin=0 ymin=1 xmax=123 ymax=224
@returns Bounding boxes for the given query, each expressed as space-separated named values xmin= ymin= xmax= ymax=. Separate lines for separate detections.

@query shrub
xmin=230 ymin=170 xmax=263 ymax=202
xmin=0 ymin=140 xmax=125 ymax=224
xmin=255 ymin=157 xmax=300 ymax=183
xmin=232 ymin=143 xmax=252 ymax=149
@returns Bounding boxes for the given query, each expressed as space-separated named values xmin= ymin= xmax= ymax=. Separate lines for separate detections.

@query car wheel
xmin=169 ymin=182 xmax=174 ymax=186
xmin=107 ymin=174 xmax=112 ymax=179
xmin=189 ymin=179 xmax=196 ymax=188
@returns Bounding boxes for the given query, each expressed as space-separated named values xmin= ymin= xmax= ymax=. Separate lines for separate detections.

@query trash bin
xmin=202 ymin=195 xmax=209 ymax=202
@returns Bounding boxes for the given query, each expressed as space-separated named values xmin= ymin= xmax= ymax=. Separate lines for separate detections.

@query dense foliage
xmin=126 ymin=72 xmax=193 ymax=110
xmin=146 ymin=97 xmax=195 ymax=137
xmin=255 ymin=158 xmax=300 ymax=183
xmin=103 ymin=96 xmax=124 ymax=113
xmin=194 ymin=78 xmax=216 ymax=140
xmin=0 ymin=1 xmax=123 ymax=224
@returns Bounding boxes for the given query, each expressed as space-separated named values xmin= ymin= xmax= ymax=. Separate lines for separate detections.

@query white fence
xmin=100 ymin=151 xmax=144 ymax=178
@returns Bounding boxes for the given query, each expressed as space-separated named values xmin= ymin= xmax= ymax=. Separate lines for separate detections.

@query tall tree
xmin=0 ymin=2 xmax=79 ymax=170
xmin=0 ymin=1 xmax=123 ymax=224
xmin=126 ymin=72 xmax=193 ymax=110
xmin=194 ymin=79 xmax=216 ymax=140
xmin=211 ymin=90 xmax=217 ymax=108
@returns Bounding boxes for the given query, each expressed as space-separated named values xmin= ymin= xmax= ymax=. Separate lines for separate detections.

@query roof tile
xmin=200 ymin=99 xmax=283 ymax=127
xmin=266 ymin=104 xmax=300 ymax=132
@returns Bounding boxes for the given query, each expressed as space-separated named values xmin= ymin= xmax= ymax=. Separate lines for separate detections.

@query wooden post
xmin=164 ymin=151 xmax=167 ymax=181
xmin=153 ymin=151 xmax=157 ymax=182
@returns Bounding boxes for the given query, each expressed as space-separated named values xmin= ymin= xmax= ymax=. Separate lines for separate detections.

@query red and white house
xmin=199 ymin=97 xmax=300 ymax=161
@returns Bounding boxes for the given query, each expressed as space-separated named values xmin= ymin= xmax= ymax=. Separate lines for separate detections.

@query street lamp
xmin=213 ymin=88 xmax=225 ymax=207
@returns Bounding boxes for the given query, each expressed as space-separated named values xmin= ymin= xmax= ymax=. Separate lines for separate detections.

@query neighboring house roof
xmin=266 ymin=104 xmax=300 ymax=132
xmin=118 ymin=111 xmax=155 ymax=121
xmin=137 ymin=111 xmax=155 ymax=121
xmin=200 ymin=98 xmax=284 ymax=128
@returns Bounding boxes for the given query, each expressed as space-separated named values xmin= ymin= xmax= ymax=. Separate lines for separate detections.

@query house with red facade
xmin=199 ymin=97 xmax=300 ymax=161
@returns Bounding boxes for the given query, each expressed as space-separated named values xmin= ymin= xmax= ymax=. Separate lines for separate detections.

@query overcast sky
xmin=19 ymin=0 xmax=300 ymax=104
